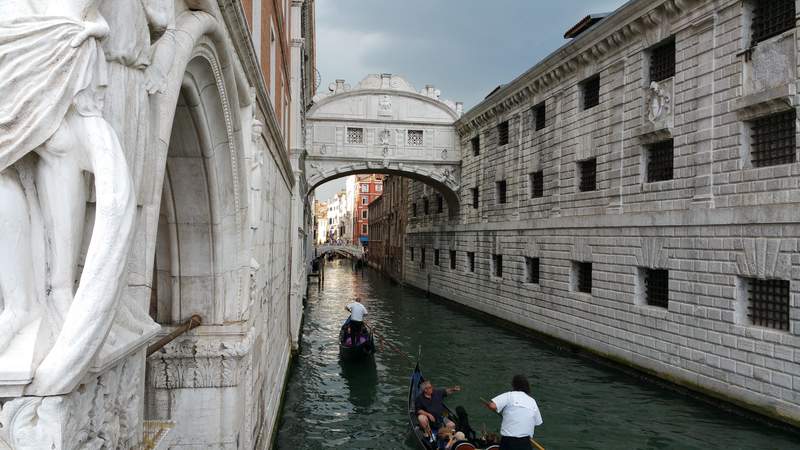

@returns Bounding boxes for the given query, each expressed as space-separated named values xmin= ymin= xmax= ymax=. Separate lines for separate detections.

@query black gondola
xmin=408 ymin=364 xmax=500 ymax=450
xmin=338 ymin=319 xmax=375 ymax=360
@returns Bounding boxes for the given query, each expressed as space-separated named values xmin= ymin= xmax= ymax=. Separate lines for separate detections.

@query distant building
xmin=325 ymin=190 xmax=350 ymax=242
xmin=313 ymin=201 xmax=327 ymax=244
xmin=368 ymin=175 xmax=407 ymax=282
xmin=347 ymin=174 xmax=384 ymax=246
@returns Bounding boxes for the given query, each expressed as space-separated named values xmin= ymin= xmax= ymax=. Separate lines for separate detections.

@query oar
xmin=365 ymin=323 xmax=415 ymax=364
xmin=479 ymin=397 xmax=545 ymax=450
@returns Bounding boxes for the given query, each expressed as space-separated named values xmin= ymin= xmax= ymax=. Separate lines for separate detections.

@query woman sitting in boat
xmin=415 ymin=380 xmax=462 ymax=442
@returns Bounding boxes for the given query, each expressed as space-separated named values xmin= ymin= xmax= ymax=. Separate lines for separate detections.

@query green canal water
xmin=274 ymin=261 xmax=800 ymax=450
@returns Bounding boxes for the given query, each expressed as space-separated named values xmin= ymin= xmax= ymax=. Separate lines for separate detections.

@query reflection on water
xmin=274 ymin=260 xmax=800 ymax=450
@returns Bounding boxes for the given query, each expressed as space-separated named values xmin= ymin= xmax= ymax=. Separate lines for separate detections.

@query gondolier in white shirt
xmin=344 ymin=297 xmax=368 ymax=345
xmin=484 ymin=375 xmax=543 ymax=450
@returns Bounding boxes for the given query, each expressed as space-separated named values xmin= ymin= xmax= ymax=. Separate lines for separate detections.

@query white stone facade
xmin=406 ymin=0 xmax=800 ymax=426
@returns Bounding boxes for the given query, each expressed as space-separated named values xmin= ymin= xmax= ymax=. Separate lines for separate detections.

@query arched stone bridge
xmin=314 ymin=244 xmax=364 ymax=259
xmin=305 ymin=74 xmax=463 ymax=214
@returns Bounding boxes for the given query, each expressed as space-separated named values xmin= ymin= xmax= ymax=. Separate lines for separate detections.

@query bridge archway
xmin=305 ymin=74 xmax=462 ymax=216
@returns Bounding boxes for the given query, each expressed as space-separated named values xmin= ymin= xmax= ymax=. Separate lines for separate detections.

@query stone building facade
xmin=368 ymin=175 xmax=409 ymax=282
xmin=351 ymin=174 xmax=385 ymax=246
xmin=405 ymin=0 xmax=800 ymax=426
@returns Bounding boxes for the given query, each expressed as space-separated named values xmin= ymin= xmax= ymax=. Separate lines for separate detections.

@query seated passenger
xmin=415 ymin=380 xmax=462 ymax=442
xmin=446 ymin=431 xmax=468 ymax=450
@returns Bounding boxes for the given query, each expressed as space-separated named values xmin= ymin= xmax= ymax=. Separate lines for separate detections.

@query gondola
xmin=338 ymin=318 xmax=375 ymax=360
xmin=408 ymin=364 xmax=499 ymax=450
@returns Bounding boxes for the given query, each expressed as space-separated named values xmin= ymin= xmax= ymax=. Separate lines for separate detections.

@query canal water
xmin=274 ymin=260 xmax=800 ymax=450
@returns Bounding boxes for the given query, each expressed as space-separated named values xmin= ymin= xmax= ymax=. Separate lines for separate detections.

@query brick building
xmin=351 ymin=174 xmax=384 ymax=246
xmin=405 ymin=0 xmax=800 ymax=426
xmin=368 ymin=175 xmax=408 ymax=282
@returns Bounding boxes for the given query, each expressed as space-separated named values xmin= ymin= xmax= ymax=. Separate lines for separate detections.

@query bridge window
xmin=471 ymin=136 xmax=480 ymax=156
xmin=347 ymin=127 xmax=364 ymax=144
xmin=497 ymin=121 xmax=509 ymax=146
xmin=529 ymin=171 xmax=544 ymax=198
xmin=434 ymin=249 xmax=440 ymax=266
xmin=649 ymin=37 xmax=675 ymax=83
xmin=436 ymin=194 xmax=443 ymax=213
xmin=467 ymin=252 xmax=475 ymax=273
xmin=471 ymin=188 xmax=479 ymax=209
xmin=751 ymin=0 xmax=795 ymax=45
xmin=495 ymin=180 xmax=507 ymax=204
xmin=492 ymin=254 xmax=503 ymax=278
xmin=742 ymin=277 xmax=790 ymax=331
xmin=750 ymin=109 xmax=796 ymax=167
xmin=423 ymin=197 xmax=429 ymax=214
xmin=408 ymin=129 xmax=424 ymax=147
xmin=645 ymin=140 xmax=674 ymax=182
xmin=533 ymin=101 xmax=546 ymax=131
xmin=578 ymin=158 xmax=597 ymax=192
xmin=450 ymin=250 xmax=456 ymax=270
xmin=525 ymin=257 xmax=540 ymax=284
xmin=581 ymin=74 xmax=600 ymax=110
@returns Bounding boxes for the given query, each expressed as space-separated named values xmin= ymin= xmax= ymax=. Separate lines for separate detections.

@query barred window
xmin=644 ymin=269 xmax=669 ymax=308
xmin=420 ymin=248 xmax=426 ymax=268
xmin=746 ymin=278 xmax=790 ymax=331
xmin=575 ymin=262 xmax=592 ymax=293
xmin=471 ymin=136 xmax=480 ymax=156
xmin=649 ymin=38 xmax=675 ymax=83
xmin=471 ymin=188 xmax=479 ymax=209
xmin=467 ymin=252 xmax=475 ymax=273
xmin=423 ymin=197 xmax=429 ymax=215
xmin=496 ymin=180 xmax=507 ymax=204
xmin=361 ymin=210 xmax=368 ymax=219
xmin=581 ymin=75 xmax=600 ymax=110
xmin=450 ymin=250 xmax=456 ymax=270
xmin=529 ymin=171 xmax=544 ymax=198
xmin=751 ymin=110 xmax=796 ymax=167
xmin=533 ymin=102 xmax=546 ymax=131
xmin=410 ymin=247 xmax=414 ymax=261
xmin=578 ymin=158 xmax=597 ymax=192
xmin=751 ymin=0 xmax=795 ymax=45
xmin=646 ymin=140 xmax=674 ymax=182
xmin=347 ymin=127 xmax=364 ymax=144
xmin=436 ymin=194 xmax=443 ymax=213
xmin=408 ymin=129 xmax=424 ymax=146
xmin=526 ymin=257 xmax=540 ymax=284
xmin=434 ymin=249 xmax=440 ymax=266
xmin=412 ymin=202 xmax=417 ymax=217
xmin=497 ymin=121 xmax=509 ymax=146
xmin=493 ymin=254 xmax=503 ymax=278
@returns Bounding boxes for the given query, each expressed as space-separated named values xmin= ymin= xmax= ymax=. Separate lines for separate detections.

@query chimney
xmin=425 ymin=84 xmax=435 ymax=97
xmin=381 ymin=73 xmax=392 ymax=89
xmin=334 ymin=79 xmax=345 ymax=93
xmin=456 ymin=102 xmax=463 ymax=116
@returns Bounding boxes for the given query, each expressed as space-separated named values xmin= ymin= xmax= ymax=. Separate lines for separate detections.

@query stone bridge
xmin=314 ymin=244 xmax=364 ymax=259
xmin=305 ymin=74 xmax=463 ymax=215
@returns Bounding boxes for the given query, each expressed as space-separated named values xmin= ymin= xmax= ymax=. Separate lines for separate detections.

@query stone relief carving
xmin=0 ymin=0 xmax=140 ymax=395
xmin=735 ymin=238 xmax=791 ymax=280
xmin=379 ymin=129 xmax=391 ymax=146
xmin=378 ymin=94 xmax=392 ymax=116
xmin=646 ymin=81 xmax=671 ymax=123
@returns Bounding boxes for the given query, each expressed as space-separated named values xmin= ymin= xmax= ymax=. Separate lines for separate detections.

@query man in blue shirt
xmin=415 ymin=380 xmax=461 ymax=442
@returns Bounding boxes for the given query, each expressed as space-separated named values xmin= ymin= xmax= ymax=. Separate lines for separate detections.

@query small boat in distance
xmin=338 ymin=319 xmax=375 ymax=361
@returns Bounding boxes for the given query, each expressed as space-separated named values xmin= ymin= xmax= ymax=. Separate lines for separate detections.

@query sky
xmin=312 ymin=0 xmax=629 ymax=201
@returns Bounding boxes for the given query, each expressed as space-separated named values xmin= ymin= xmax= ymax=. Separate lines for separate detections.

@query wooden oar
xmin=366 ymin=323 xmax=415 ymax=364
xmin=479 ymin=397 xmax=546 ymax=450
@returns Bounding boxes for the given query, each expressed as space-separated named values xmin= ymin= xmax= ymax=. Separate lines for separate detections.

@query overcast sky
xmin=312 ymin=0 xmax=629 ymax=201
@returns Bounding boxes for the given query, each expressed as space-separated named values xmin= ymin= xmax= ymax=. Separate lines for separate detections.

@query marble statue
xmin=0 ymin=0 xmax=136 ymax=395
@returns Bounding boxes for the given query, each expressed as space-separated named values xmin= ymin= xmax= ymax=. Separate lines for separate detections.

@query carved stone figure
xmin=378 ymin=94 xmax=392 ymax=116
xmin=646 ymin=81 xmax=670 ymax=123
xmin=0 ymin=0 xmax=136 ymax=395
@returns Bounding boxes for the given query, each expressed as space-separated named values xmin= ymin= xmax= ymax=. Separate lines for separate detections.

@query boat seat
xmin=452 ymin=443 xmax=476 ymax=450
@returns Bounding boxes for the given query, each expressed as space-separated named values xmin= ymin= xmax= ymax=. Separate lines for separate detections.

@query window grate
xmin=533 ymin=102 xmax=546 ymax=131
xmin=576 ymin=262 xmax=592 ymax=293
xmin=450 ymin=250 xmax=456 ymax=270
xmin=647 ymin=140 xmax=674 ymax=182
xmin=347 ymin=127 xmax=364 ymax=144
xmin=752 ymin=0 xmax=795 ymax=45
xmin=747 ymin=278 xmax=790 ymax=331
xmin=410 ymin=247 xmax=414 ymax=261
xmin=493 ymin=254 xmax=503 ymax=278
xmin=526 ymin=257 xmax=540 ymax=284
xmin=471 ymin=188 xmax=479 ymax=209
xmin=471 ymin=136 xmax=480 ymax=156
xmin=645 ymin=269 xmax=669 ymax=308
xmin=530 ymin=171 xmax=544 ymax=198
xmin=751 ymin=110 xmax=796 ymax=167
xmin=496 ymin=180 xmax=507 ymax=204
xmin=579 ymin=159 xmax=597 ymax=192
xmin=649 ymin=38 xmax=675 ymax=83
xmin=420 ymin=248 xmax=426 ymax=268
xmin=436 ymin=194 xmax=443 ymax=213
xmin=497 ymin=121 xmax=509 ymax=146
xmin=467 ymin=252 xmax=475 ymax=273
xmin=434 ymin=249 xmax=440 ymax=266
xmin=423 ymin=197 xmax=429 ymax=215
xmin=582 ymin=75 xmax=600 ymax=110
xmin=408 ymin=129 xmax=424 ymax=146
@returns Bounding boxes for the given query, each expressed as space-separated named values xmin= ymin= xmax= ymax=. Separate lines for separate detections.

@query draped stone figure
xmin=0 ymin=0 xmax=136 ymax=395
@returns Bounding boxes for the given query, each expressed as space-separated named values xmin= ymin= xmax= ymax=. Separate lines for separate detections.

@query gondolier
xmin=344 ymin=297 xmax=368 ymax=345
xmin=484 ymin=375 xmax=543 ymax=450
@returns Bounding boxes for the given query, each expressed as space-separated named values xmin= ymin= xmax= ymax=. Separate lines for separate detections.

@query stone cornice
xmin=456 ymin=0 xmax=703 ymax=136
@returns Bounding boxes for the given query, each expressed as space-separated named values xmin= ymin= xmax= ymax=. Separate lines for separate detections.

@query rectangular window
xmin=496 ymin=180 xmax=507 ymax=204
xmin=649 ymin=38 xmax=675 ymax=83
xmin=471 ymin=188 xmax=479 ymax=209
xmin=751 ymin=0 xmax=795 ymax=45
xmin=467 ymin=252 xmax=475 ymax=273
xmin=407 ymin=129 xmax=424 ymax=146
xmin=746 ymin=278 xmax=790 ymax=331
xmin=436 ymin=194 xmax=443 ymax=213
xmin=646 ymin=140 xmax=674 ymax=182
xmin=410 ymin=247 xmax=414 ymax=261
xmin=420 ymin=248 xmax=426 ymax=268
xmin=497 ymin=121 xmax=509 ymax=146
xmin=533 ymin=101 xmax=546 ymax=131
xmin=434 ymin=249 xmax=440 ymax=266
xmin=751 ymin=110 xmax=796 ymax=167
xmin=361 ymin=196 xmax=369 ymax=205
xmin=347 ymin=127 xmax=364 ymax=144
xmin=581 ymin=75 xmax=600 ymax=110
xmin=578 ymin=158 xmax=597 ymax=192
xmin=423 ymin=197 xmax=430 ymax=214
xmin=361 ymin=210 xmax=368 ymax=219
xmin=525 ymin=257 xmax=540 ymax=284
xmin=376 ymin=184 xmax=382 ymax=192
xmin=361 ymin=224 xmax=368 ymax=234
xmin=575 ymin=262 xmax=592 ymax=293
xmin=529 ymin=171 xmax=544 ymax=198
xmin=644 ymin=269 xmax=669 ymax=308
xmin=360 ymin=184 xmax=369 ymax=193
xmin=412 ymin=202 xmax=417 ymax=217
xmin=492 ymin=254 xmax=503 ymax=278
xmin=450 ymin=250 xmax=456 ymax=270
xmin=471 ymin=136 xmax=480 ymax=156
